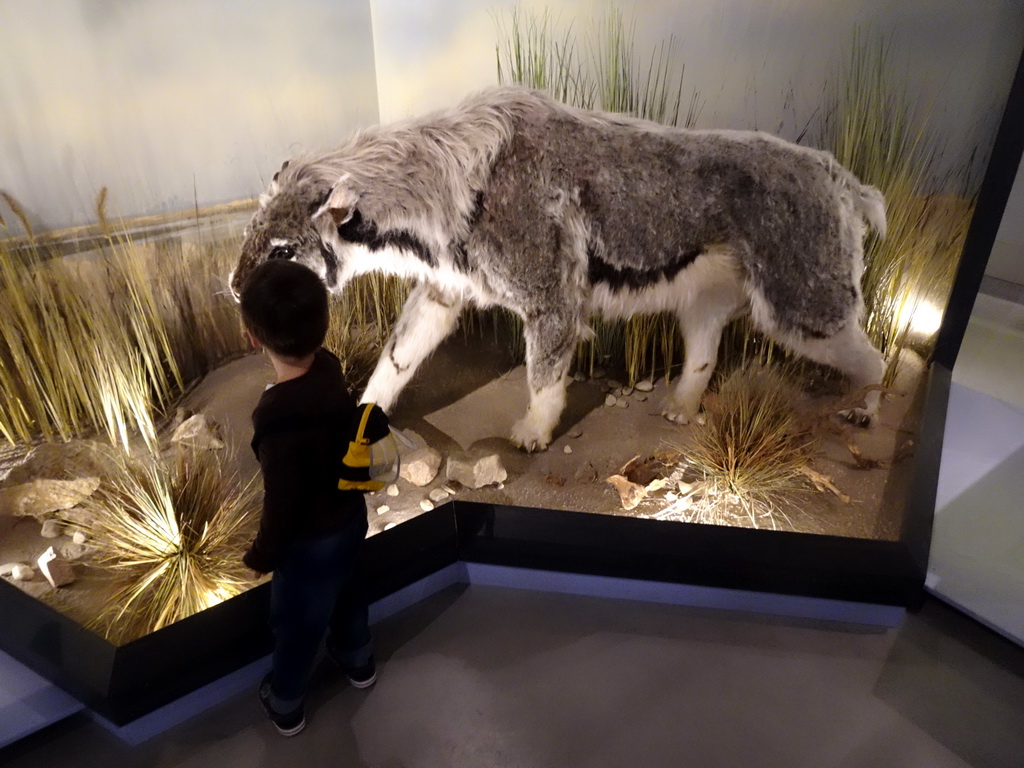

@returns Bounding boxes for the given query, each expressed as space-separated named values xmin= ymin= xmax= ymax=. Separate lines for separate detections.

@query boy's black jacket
xmin=244 ymin=348 xmax=365 ymax=573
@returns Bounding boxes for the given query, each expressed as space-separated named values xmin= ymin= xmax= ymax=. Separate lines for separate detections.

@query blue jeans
xmin=267 ymin=511 xmax=371 ymax=713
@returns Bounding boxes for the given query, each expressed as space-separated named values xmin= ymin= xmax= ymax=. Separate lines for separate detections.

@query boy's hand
xmin=249 ymin=569 xmax=267 ymax=581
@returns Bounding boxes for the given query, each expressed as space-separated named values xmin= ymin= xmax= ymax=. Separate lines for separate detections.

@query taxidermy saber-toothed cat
xmin=231 ymin=86 xmax=886 ymax=452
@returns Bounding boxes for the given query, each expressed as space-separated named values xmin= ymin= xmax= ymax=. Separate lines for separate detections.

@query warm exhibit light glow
xmin=899 ymin=298 xmax=944 ymax=339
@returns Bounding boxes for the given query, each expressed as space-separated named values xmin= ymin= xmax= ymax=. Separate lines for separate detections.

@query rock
xmin=384 ymin=522 xmax=396 ymax=531
xmin=592 ymin=367 xmax=606 ymax=379
xmin=419 ymin=499 xmax=435 ymax=512
xmin=615 ymin=399 xmax=629 ymax=408
xmin=573 ymin=371 xmax=586 ymax=382
xmin=170 ymin=413 xmax=225 ymax=451
xmin=400 ymin=447 xmax=442 ymax=487
xmin=40 ymin=519 xmax=63 ymax=538
xmin=0 ymin=562 xmax=24 ymax=577
xmin=574 ymin=462 xmax=598 ymax=483
xmin=635 ymin=394 xmax=648 ymax=402
xmin=0 ymin=477 xmax=101 ymax=520
xmin=386 ymin=484 xmax=400 ymax=497
xmin=71 ymin=530 xmax=87 ymax=545
xmin=568 ymin=428 xmax=583 ymax=439
xmin=0 ymin=444 xmax=31 ymax=485
xmin=376 ymin=505 xmax=390 ymax=515
xmin=11 ymin=564 xmax=34 ymax=581
xmin=635 ymin=379 xmax=654 ymax=392
xmin=57 ymin=542 xmax=88 ymax=561
xmin=37 ymin=547 xmax=75 ymax=588
xmin=604 ymin=395 xmax=617 ymax=407
xmin=622 ymin=386 xmax=634 ymax=396
xmin=446 ymin=452 xmax=508 ymax=489
xmin=428 ymin=487 xmax=450 ymax=503
xmin=1 ymin=440 xmax=110 ymax=486
xmin=563 ymin=445 xmax=573 ymax=454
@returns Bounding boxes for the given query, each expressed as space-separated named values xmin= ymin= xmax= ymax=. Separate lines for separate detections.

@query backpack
xmin=337 ymin=402 xmax=399 ymax=492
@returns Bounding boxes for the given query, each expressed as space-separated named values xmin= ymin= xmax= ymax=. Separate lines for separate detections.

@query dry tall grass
xmin=0 ymin=193 xmax=254 ymax=448
xmin=820 ymin=29 xmax=974 ymax=382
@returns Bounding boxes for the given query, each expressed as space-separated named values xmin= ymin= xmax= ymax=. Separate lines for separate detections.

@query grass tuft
xmin=76 ymin=446 xmax=259 ymax=644
xmin=679 ymin=365 xmax=818 ymax=529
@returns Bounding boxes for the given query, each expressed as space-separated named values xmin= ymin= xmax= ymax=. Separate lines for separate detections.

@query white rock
xmin=40 ymin=519 xmax=63 ymax=538
xmin=170 ymin=413 xmax=225 ymax=450
xmin=563 ymin=445 xmax=573 ymax=454
xmin=11 ymin=564 xmax=34 ymax=581
xmin=419 ymin=499 xmax=435 ymax=512
xmin=0 ymin=477 xmax=101 ymax=520
xmin=446 ymin=452 xmax=508 ymax=489
xmin=376 ymin=505 xmax=391 ymax=515
xmin=428 ymin=487 xmax=450 ymax=503
xmin=0 ymin=562 xmax=24 ymax=577
xmin=72 ymin=530 xmax=87 ymax=545
xmin=37 ymin=546 xmax=75 ymax=588
xmin=384 ymin=522 xmax=397 ymax=531
xmin=604 ymin=395 xmax=617 ymax=407
xmin=386 ymin=484 xmax=400 ymax=497
xmin=400 ymin=447 xmax=443 ymax=487
xmin=635 ymin=379 xmax=654 ymax=392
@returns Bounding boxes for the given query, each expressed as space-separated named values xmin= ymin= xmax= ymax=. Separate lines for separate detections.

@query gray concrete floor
xmin=2 ymin=584 xmax=1023 ymax=768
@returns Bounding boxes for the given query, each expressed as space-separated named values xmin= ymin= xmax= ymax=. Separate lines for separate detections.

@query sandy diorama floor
xmin=0 ymin=330 xmax=925 ymax=641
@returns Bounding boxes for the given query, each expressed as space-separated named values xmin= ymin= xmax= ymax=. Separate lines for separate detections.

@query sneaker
xmin=344 ymin=656 xmax=377 ymax=689
xmin=258 ymin=674 xmax=306 ymax=736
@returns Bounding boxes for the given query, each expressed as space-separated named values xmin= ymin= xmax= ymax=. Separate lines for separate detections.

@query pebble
xmin=428 ymin=488 xmax=450 ymax=503
xmin=622 ymin=386 xmax=634 ymax=396
xmin=635 ymin=379 xmax=654 ymax=392
xmin=604 ymin=395 xmax=617 ymax=407
xmin=0 ymin=562 xmax=22 ymax=577
xmin=12 ymin=564 xmax=34 ymax=581
xmin=384 ymin=522 xmax=396 ymax=531
xmin=573 ymin=371 xmax=587 ymax=382
xmin=563 ymin=445 xmax=573 ymax=454
xmin=386 ymin=484 xmax=400 ymax=497
xmin=635 ymin=394 xmax=648 ymax=402
xmin=376 ymin=505 xmax=390 ymax=515
xmin=615 ymin=399 xmax=629 ymax=408
xmin=40 ymin=519 xmax=63 ymax=539
xmin=72 ymin=530 xmax=87 ymax=545
xmin=568 ymin=429 xmax=583 ymax=439
xmin=419 ymin=499 xmax=435 ymax=512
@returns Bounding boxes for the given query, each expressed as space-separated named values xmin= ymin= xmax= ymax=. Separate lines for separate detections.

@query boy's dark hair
xmin=239 ymin=260 xmax=330 ymax=358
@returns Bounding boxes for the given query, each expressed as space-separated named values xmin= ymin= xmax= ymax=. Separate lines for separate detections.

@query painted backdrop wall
xmin=0 ymin=0 xmax=379 ymax=234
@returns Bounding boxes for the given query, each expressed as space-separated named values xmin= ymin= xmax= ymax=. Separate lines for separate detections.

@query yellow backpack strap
xmin=354 ymin=402 xmax=376 ymax=445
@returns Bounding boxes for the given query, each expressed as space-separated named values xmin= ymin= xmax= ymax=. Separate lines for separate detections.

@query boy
xmin=239 ymin=259 xmax=375 ymax=737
